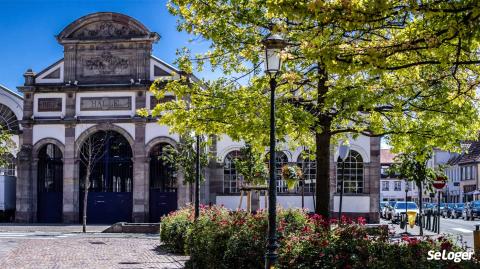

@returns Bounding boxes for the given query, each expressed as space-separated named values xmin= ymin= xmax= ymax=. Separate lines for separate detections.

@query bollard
xmin=474 ymin=225 xmax=480 ymax=254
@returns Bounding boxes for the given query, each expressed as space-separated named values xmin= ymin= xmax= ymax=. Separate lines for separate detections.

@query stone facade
xmin=1 ymin=12 xmax=381 ymax=224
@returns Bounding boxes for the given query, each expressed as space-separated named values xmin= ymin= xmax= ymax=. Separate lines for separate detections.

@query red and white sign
xmin=433 ymin=176 xmax=447 ymax=189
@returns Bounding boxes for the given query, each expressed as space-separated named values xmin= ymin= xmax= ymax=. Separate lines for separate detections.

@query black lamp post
xmin=194 ymin=134 xmax=200 ymax=219
xmin=405 ymin=181 xmax=409 ymax=234
xmin=263 ymin=33 xmax=287 ymax=269
xmin=338 ymin=143 xmax=350 ymax=221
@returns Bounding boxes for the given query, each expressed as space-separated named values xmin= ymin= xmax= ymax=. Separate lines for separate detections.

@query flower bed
xmin=160 ymin=205 xmax=479 ymax=268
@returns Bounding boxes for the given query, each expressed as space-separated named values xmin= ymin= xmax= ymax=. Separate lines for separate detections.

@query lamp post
xmin=194 ymin=134 xmax=200 ymax=220
xmin=405 ymin=181 xmax=409 ymax=234
xmin=263 ymin=33 xmax=287 ymax=269
xmin=338 ymin=143 xmax=350 ymax=221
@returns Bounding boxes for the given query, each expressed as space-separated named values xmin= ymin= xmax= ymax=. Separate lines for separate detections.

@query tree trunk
xmin=314 ymin=63 xmax=332 ymax=218
xmin=82 ymin=170 xmax=90 ymax=233
xmin=417 ymin=181 xmax=423 ymax=236
xmin=315 ymin=130 xmax=332 ymax=217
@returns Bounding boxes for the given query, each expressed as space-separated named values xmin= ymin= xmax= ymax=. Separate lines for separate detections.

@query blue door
xmin=80 ymin=192 xmax=132 ymax=224
xmin=149 ymin=190 xmax=177 ymax=222
xmin=149 ymin=143 xmax=178 ymax=222
xmin=78 ymin=130 xmax=134 ymax=224
xmin=37 ymin=143 xmax=63 ymax=223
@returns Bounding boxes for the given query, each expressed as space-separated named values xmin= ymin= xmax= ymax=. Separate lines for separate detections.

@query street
xmin=384 ymin=216 xmax=480 ymax=249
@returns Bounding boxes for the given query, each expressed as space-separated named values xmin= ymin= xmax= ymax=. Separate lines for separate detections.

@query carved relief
xmin=84 ymin=51 xmax=129 ymax=76
xmin=72 ymin=22 xmax=143 ymax=39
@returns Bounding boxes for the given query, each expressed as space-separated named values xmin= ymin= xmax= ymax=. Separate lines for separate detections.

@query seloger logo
xmin=427 ymin=250 xmax=474 ymax=263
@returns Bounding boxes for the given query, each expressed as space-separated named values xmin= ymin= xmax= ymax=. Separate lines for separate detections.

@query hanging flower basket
xmin=281 ymin=165 xmax=303 ymax=190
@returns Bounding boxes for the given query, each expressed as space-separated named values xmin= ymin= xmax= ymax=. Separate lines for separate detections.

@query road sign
xmin=433 ymin=176 xmax=447 ymax=189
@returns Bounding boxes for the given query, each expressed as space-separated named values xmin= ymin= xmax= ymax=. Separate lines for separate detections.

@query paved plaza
xmin=0 ymin=226 xmax=188 ymax=269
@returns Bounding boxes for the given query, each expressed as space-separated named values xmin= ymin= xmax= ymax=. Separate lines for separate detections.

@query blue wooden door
xmin=80 ymin=192 xmax=132 ymax=224
xmin=37 ymin=192 xmax=63 ymax=223
xmin=149 ymin=190 xmax=177 ymax=222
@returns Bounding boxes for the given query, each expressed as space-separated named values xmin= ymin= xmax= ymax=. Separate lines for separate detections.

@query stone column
xmin=369 ymin=137 xmax=381 ymax=223
xmin=132 ymin=120 xmax=147 ymax=222
xmin=63 ymin=123 xmax=77 ymax=223
xmin=16 ymin=80 xmax=35 ymax=223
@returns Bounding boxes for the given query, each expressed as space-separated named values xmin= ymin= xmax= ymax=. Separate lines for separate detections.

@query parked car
xmin=442 ymin=203 xmax=456 ymax=218
xmin=380 ymin=202 xmax=388 ymax=218
xmin=463 ymin=201 xmax=480 ymax=220
xmin=384 ymin=201 xmax=397 ymax=220
xmin=432 ymin=202 xmax=446 ymax=214
xmin=452 ymin=203 xmax=464 ymax=219
xmin=392 ymin=202 xmax=419 ymax=223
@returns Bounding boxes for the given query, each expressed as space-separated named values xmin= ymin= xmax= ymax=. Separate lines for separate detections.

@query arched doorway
xmin=149 ymin=143 xmax=177 ymax=222
xmin=37 ymin=143 xmax=63 ymax=223
xmin=79 ymin=130 xmax=133 ymax=224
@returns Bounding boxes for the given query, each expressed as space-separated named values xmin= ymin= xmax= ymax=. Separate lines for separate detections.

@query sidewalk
xmin=0 ymin=223 xmax=110 ymax=233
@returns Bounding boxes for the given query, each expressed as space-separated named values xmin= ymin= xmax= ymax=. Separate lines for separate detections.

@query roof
xmin=0 ymin=84 xmax=23 ymax=100
xmin=380 ymin=149 xmax=396 ymax=164
xmin=458 ymin=141 xmax=480 ymax=164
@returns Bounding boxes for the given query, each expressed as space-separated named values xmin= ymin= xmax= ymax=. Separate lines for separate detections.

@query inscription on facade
xmin=80 ymin=97 xmax=131 ymax=111
xmin=38 ymin=98 xmax=62 ymax=112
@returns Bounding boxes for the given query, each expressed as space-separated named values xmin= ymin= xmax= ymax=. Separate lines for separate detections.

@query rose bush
xmin=160 ymin=206 xmax=479 ymax=268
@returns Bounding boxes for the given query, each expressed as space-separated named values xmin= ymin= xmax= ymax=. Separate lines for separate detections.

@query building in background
xmin=380 ymin=149 xmax=418 ymax=202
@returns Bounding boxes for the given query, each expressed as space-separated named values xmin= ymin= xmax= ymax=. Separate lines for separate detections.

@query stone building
xmin=1 ymin=12 xmax=380 ymax=224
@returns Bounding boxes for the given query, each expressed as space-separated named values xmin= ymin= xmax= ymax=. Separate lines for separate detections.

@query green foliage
xmin=159 ymin=205 xmax=194 ymax=254
xmin=158 ymin=0 xmax=480 ymax=152
xmin=161 ymin=207 xmax=478 ymax=268
xmin=0 ymin=129 xmax=14 ymax=167
xmin=154 ymin=0 xmax=480 ymax=216
xmin=231 ymin=144 xmax=267 ymax=185
xmin=389 ymin=149 xmax=445 ymax=192
xmin=160 ymin=133 xmax=209 ymax=184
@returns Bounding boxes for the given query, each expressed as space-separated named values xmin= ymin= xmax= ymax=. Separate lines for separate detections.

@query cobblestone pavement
xmin=0 ymin=223 xmax=109 ymax=233
xmin=0 ymin=234 xmax=188 ymax=269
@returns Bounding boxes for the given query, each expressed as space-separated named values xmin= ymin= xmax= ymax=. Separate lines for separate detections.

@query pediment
xmin=35 ymin=59 xmax=64 ymax=84
xmin=57 ymin=12 xmax=158 ymax=42
xmin=150 ymin=56 xmax=180 ymax=81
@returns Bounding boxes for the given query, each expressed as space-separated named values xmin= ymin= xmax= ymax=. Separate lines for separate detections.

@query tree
xmin=390 ymin=149 xmax=445 ymax=235
xmin=160 ymin=133 xmax=209 ymax=182
xmin=232 ymin=144 xmax=267 ymax=186
xmin=78 ymin=131 xmax=108 ymax=233
xmin=0 ymin=130 xmax=13 ymax=167
xmin=152 ymin=0 xmax=480 ymax=217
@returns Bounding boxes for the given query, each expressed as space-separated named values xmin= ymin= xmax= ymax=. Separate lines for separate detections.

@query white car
xmin=392 ymin=202 xmax=419 ymax=223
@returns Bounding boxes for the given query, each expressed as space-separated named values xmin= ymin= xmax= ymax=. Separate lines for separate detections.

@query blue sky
xmin=0 ymin=0 xmax=213 ymax=92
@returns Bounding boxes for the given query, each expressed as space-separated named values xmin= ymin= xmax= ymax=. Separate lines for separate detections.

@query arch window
xmin=79 ymin=131 xmax=133 ymax=193
xmin=0 ymin=154 xmax=16 ymax=176
xmin=265 ymin=151 xmax=289 ymax=193
xmin=38 ymin=143 xmax=63 ymax=192
xmin=0 ymin=104 xmax=19 ymax=132
xmin=223 ymin=150 xmax=241 ymax=194
xmin=336 ymin=150 xmax=364 ymax=194
xmin=297 ymin=152 xmax=316 ymax=193
xmin=149 ymin=143 xmax=176 ymax=192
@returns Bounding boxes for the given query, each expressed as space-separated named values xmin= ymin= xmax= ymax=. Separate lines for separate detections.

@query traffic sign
xmin=433 ymin=176 xmax=447 ymax=189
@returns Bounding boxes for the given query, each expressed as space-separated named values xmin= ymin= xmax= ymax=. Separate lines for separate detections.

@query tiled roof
xmin=458 ymin=141 xmax=480 ymax=164
xmin=380 ymin=149 xmax=396 ymax=164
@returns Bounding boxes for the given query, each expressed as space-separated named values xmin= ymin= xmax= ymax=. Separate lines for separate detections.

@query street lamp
xmin=194 ymin=134 xmax=200 ymax=220
xmin=405 ymin=181 xmax=409 ymax=234
xmin=263 ymin=33 xmax=287 ymax=269
xmin=338 ymin=143 xmax=350 ymax=221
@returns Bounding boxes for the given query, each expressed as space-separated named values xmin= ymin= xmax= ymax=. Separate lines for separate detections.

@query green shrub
xmin=159 ymin=206 xmax=193 ymax=254
xmin=163 ymin=206 xmax=480 ymax=268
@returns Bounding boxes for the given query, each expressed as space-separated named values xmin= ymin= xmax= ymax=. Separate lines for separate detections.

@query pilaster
xmin=132 ymin=120 xmax=146 ymax=222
